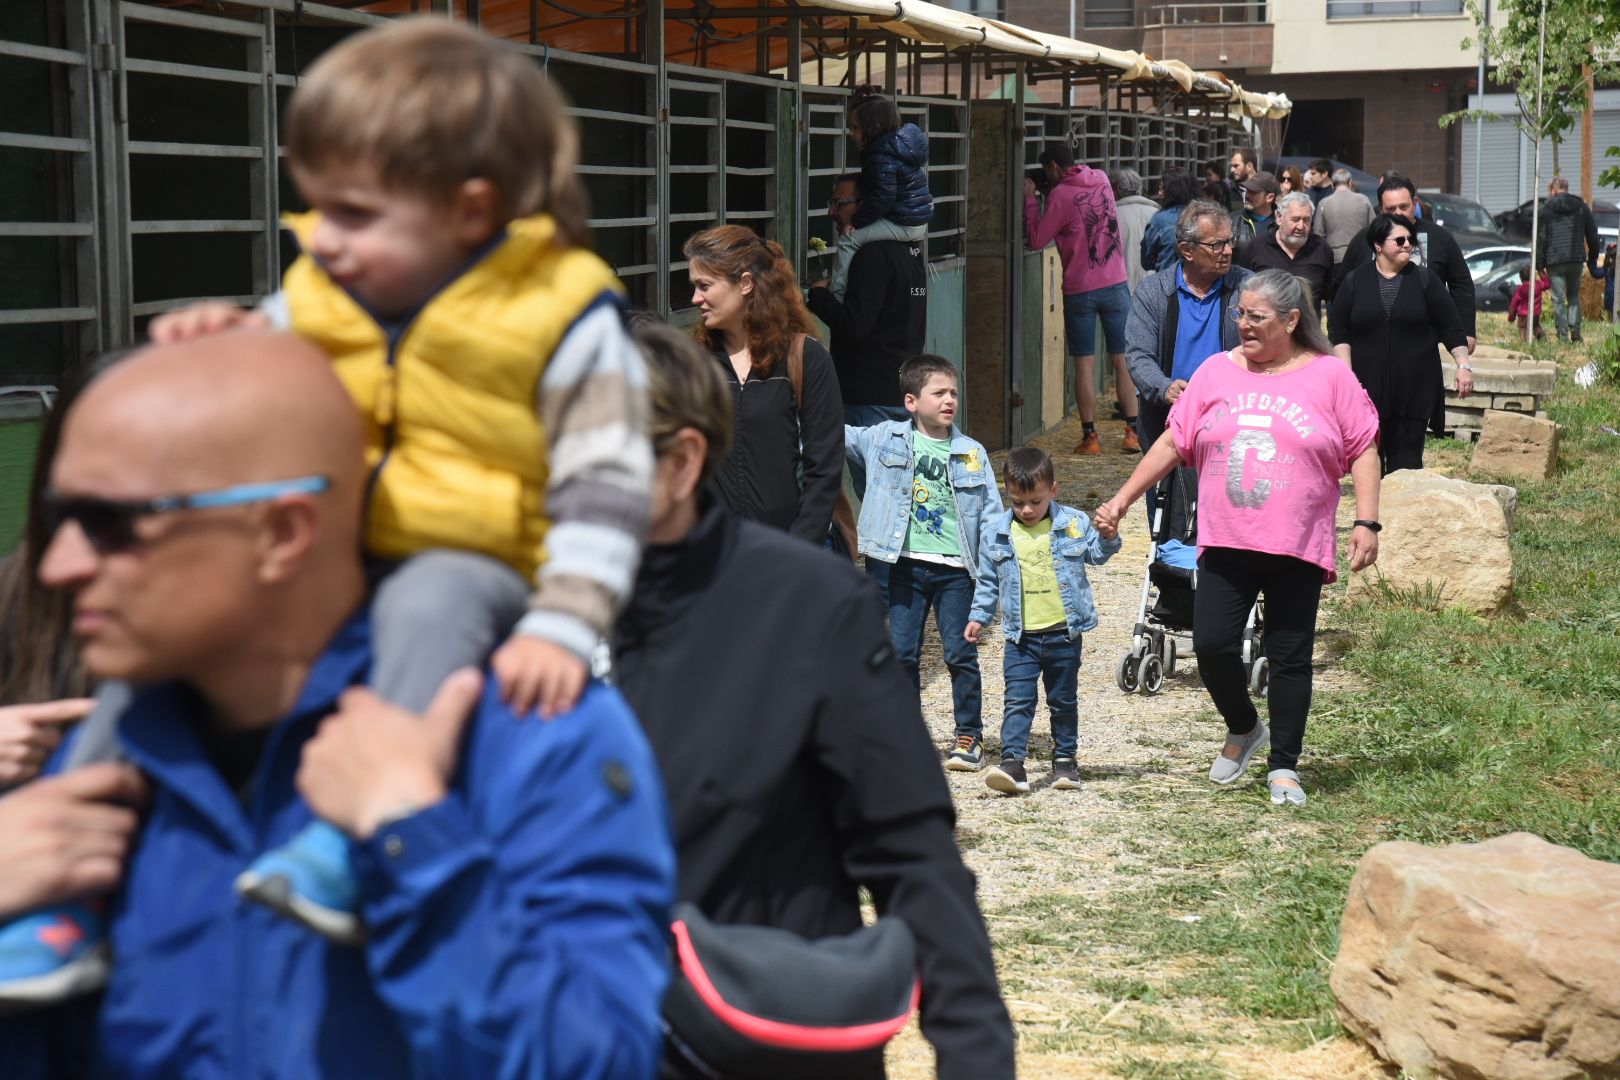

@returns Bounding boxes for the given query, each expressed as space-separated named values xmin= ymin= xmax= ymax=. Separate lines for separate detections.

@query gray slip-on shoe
xmin=1267 ymin=769 xmax=1307 ymax=806
xmin=1208 ymin=721 xmax=1269 ymax=785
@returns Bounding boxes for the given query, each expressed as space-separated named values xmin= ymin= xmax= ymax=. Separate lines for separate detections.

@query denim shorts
xmin=1063 ymin=282 xmax=1130 ymax=357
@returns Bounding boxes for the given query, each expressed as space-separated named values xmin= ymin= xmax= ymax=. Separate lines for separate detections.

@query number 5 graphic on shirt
xmin=1227 ymin=429 xmax=1276 ymax=509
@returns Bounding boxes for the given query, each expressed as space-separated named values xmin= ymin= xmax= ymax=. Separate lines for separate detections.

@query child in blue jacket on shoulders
xmin=830 ymin=88 xmax=933 ymax=301
xmin=966 ymin=447 xmax=1120 ymax=795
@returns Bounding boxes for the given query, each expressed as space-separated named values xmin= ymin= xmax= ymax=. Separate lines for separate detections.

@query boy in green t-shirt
xmin=966 ymin=448 xmax=1120 ymax=793
xmin=845 ymin=356 xmax=1002 ymax=770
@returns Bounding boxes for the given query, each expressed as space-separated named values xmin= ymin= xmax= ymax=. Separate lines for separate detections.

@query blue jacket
xmin=845 ymin=420 xmax=1001 ymax=572
xmin=1141 ymin=204 xmax=1184 ymax=273
xmin=852 ymin=123 xmax=933 ymax=230
xmin=2 ymin=610 xmax=674 ymax=1080
xmin=969 ymin=504 xmax=1121 ymax=642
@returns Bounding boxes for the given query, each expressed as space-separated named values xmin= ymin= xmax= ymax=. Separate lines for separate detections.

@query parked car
xmin=1463 ymin=244 xmax=1531 ymax=282
xmin=1493 ymin=197 xmax=1620 ymax=245
xmin=1475 ymin=258 xmax=1530 ymax=313
xmin=1420 ymin=192 xmax=1510 ymax=251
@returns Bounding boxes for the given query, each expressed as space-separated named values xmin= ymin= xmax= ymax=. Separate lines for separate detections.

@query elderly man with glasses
xmin=1124 ymin=199 xmax=1253 ymax=451
xmin=809 ymin=173 xmax=928 ymax=427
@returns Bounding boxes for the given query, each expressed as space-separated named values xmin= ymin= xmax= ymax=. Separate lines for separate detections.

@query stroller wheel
xmin=1139 ymin=653 xmax=1165 ymax=695
xmin=1116 ymin=653 xmax=1140 ymax=693
xmin=1248 ymin=657 xmax=1269 ymax=698
xmin=1159 ymin=637 xmax=1177 ymax=677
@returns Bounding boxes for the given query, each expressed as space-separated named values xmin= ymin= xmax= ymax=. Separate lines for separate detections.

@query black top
xmin=1329 ymin=261 xmax=1466 ymax=422
xmin=807 ymin=239 xmax=928 ymax=408
xmin=1336 ymin=216 xmax=1476 ymax=336
xmin=1239 ymin=229 xmax=1335 ymax=310
xmin=709 ymin=335 xmax=844 ymax=544
xmin=1538 ymin=192 xmax=1601 ymax=268
xmin=612 ymin=504 xmax=1016 ymax=1080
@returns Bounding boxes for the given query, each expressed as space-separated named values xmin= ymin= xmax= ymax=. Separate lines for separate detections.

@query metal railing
xmin=1326 ymin=0 xmax=1463 ymax=19
xmin=1145 ymin=2 xmax=1269 ymax=27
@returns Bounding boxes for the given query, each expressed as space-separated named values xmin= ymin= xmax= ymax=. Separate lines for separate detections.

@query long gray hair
xmin=1242 ymin=269 xmax=1333 ymax=355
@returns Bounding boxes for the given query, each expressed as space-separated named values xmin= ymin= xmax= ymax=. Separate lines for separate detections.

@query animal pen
xmin=0 ymin=0 xmax=1289 ymax=450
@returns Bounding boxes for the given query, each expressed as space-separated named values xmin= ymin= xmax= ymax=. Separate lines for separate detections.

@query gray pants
xmin=829 ymin=219 xmax=928 ymax=300
xmin=65 ymin=549 xmax=530 ymax=767
xmin=1547 ymin=262 xmax=1584 ymax=338
xmin=370 ymin=549 xmax=531 ymax=712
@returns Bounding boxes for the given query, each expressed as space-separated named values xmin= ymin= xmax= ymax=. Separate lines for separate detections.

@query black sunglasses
xmin=1387 ymin=235 xmax=1413 ymax=247
xmin=41 ymin=475 xmax=330 ymax=555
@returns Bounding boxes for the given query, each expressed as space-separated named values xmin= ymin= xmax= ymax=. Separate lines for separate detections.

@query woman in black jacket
xmin=1329 ymin=213 xmax=1474 ymax=474
xmin=684 ymin=225 xmax=843 ymax=545
xmin=615 ymin=321 xmax=1015 ymax=1080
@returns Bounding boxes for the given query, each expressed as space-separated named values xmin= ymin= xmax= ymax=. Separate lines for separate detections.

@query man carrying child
xmin=966 ymin=448 xmax=1120 ymax=794
xmin=846 ymin=356 xmax=1002 ymax=770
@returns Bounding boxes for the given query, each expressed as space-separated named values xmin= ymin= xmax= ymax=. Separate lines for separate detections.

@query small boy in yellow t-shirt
xmin=965 ymin=448 xmax=1120 ymax=794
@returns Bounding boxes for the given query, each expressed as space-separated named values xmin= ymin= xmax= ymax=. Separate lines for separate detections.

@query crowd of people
xmin=0 ymin=14 xmax=1548 ymax=1078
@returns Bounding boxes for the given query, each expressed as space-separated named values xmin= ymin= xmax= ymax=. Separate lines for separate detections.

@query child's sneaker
xmin=986 ymin=757 xmax=1030 ymax=795
xmin=1051 ymin=757 xmax=1082 ymax=790
xmin=0 ymin=904 xmax=109 ymax=1011
xmin=944 ymin=735 xmax=984 ymax=771
xmin=234 ymin=821 xmax=364 ymax=946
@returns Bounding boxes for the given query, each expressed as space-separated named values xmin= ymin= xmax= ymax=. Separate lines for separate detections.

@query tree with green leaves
xmin=1439 ymin=0 xmax=1620 ymax=179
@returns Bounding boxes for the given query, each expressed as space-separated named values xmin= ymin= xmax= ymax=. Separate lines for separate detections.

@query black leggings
xmin=1379 ymin=412 xmax=1428 ymax=475
xmin=1193 ymin=547 xmax=1323 ymax=771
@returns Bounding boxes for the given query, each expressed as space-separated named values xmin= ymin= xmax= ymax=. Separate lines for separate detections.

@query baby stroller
xmin=1115 ymin=467 xmax=1267 ymax=697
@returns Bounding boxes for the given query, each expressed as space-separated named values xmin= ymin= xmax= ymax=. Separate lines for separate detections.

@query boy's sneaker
xmin=234 ymin=820 xmax=365 ymax=946
xmin=944 ymin=735 xmax=984 ymax=771
xmin=1074 ymin=432 xmax=1102 ymax=455
xmin=986 ymin=757 xmax=1030 ymax=795
xmin=0 ymin=904 xmax=110 ymax=1012
xmin=1051 ymin=757 xmax=1082 ymax=789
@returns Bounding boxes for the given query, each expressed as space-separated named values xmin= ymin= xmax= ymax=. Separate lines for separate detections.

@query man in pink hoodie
xmin=1026 ymin=142 xmax=1139 ymax=454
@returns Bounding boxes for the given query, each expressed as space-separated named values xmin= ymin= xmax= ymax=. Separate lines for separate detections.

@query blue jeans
xmin=999 ymin=629 xmax=1081 ymax=760
xmin=867 ymin=556 xmax=982 ymax=738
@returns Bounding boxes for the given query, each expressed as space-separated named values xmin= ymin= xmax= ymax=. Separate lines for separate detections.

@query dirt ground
xmin=880 ymin=412 xmax=1389 ymax=1080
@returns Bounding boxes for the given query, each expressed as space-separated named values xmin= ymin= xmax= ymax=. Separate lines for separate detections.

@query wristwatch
xmin=1353 ymin=519 xmax=1382 ymax=532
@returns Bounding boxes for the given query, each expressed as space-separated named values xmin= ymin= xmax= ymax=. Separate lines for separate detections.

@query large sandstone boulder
xmin=1347 ymin=469 xmax=1514 ymax=613
xmin=1471 ymin=409 xmax=1562 ymax=482
xmin=1333 ymin=833 xmax=1620 ymax=1080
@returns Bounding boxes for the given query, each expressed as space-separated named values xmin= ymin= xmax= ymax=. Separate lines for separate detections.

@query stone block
xmin=1347 ymin=469 xmax=1513 ymax=612
xmin=1333 ymin=833 xmax=1620 ymax=1080
xmin=1491 ymin=394 xmax=1538 ymax=412
xmin=1444 ymin=405 xmax=1484 ymax=428
xmin=1440 ymin=349 xmax=1558 ymax=394
xmin=1470 ymin=409 xmax=1560 ymax=482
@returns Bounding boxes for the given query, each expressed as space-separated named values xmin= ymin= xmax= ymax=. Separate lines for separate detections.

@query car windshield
xmin=1431 ymin=199 xmax=1494 ymax=231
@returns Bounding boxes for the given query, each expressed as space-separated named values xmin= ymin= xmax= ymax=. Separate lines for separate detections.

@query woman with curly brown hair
xmin=683 ymin=224 xmax=844 ymax=545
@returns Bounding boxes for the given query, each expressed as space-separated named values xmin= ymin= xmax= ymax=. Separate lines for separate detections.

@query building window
xmin=1085 ymin=0 xmax=1134 ymax=29
xmin=1326 ymin=0 xmax=1463 ymax=18
xmin=945 ymin=0 xmax=1004 ymax=17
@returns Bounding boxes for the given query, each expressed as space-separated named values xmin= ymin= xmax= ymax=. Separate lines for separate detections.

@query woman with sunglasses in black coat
xmin=1329 ymin=213 xmax=1472 ymax=475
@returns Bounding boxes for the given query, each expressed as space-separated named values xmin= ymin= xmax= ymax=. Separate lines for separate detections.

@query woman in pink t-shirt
xmin=1096 ymin=269 xmax=1383 ymax=806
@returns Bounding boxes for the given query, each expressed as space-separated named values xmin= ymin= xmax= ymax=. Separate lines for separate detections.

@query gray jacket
xmin=1114 ymin=195 xmax=1160 ymax=292
xmin=1125 ymin=264 xmax=1251 ymax=447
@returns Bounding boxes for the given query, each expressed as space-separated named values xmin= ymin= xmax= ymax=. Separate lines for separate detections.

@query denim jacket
xmin=969 ymin=503 xmax=1121 ymax=642
xmin=845 ymin=420 xmax=1001 ymax=571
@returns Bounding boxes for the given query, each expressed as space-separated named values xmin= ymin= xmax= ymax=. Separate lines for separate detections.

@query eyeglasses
xmin=1189 ymin=237 xmax=1235 ymax=252
xmin=1386 ymin=235 xmax=1414 ymax=247
xmin=1232 ymin=308 xmax=1278 ymax=326
xmin=827 ymin=197 xmax=858 ymax=208
xmin=41 ymin=475 xmax=330 ymax=555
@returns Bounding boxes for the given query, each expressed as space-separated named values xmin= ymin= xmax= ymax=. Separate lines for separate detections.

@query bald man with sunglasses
xmin=0 ymin=333 xmax=674 ymax=1078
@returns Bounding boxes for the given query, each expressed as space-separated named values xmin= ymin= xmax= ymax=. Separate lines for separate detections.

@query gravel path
xmin=882 ymin=414 xmax=1383 ymax=1079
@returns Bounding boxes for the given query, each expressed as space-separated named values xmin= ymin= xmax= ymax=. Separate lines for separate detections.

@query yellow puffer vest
xmin=282 ymin=212 xmax=624 ymax=578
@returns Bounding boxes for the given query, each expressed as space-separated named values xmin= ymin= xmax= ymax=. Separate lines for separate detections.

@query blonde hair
xmin=286 ymin=18 xmax=588 ymax=245
xmin=631 ymin=317 xmax=733 ymax=485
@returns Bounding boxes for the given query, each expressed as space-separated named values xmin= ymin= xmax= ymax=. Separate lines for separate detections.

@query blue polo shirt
xmin=1171 ymin=265 xmax=1225 ymax=383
